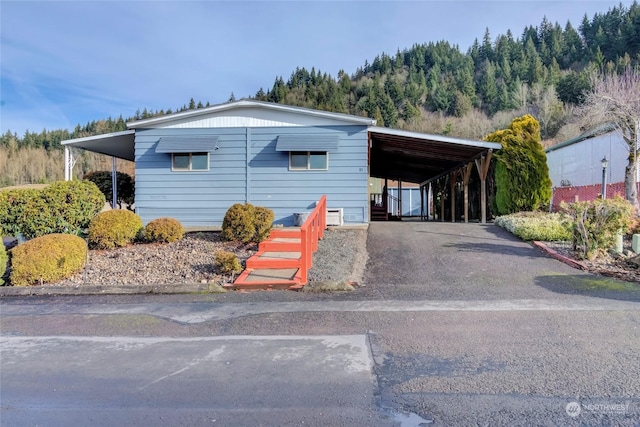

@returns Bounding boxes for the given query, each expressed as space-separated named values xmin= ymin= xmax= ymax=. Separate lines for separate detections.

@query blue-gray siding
xmin=134 ymin=126 xmax=369 ymax=227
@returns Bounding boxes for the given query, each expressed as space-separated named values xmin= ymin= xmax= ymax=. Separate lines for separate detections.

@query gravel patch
xmin=53 ymin=232 xmax=258 ymax=287
xmin=307 ymin=228 xmax=368 ymax=285
xmin=11 ymin=228 xmax=369 ymax=289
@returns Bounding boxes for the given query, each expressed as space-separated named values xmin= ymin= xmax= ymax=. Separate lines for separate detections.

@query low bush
xmin=253 ymin=206 xmax=275 ymax=242
xmin=221 ymin=203 xmax=256 ymax=243
xmin=0 ymin=181 xmax=105 ymax=239
xmin=221 ymin=203 xmax=274 ymax=243
xmin=562 ymin=196 xmax=635 ymax=260
xmin=84 ymin=171 xmax=135 ymax=209
xmin=0 ymin=243 xmax=7 ymax=285
xmin=214 ymin=250 xmax=242 ymax=275
xmin=10 ymin=234 xmax=86 ymax=287
xmin=144 ymin=217 xmax=185 ymax=243
xmin=495 ymin=211 xmax=573 ymax=241
xmin=88 ymin=210 xmax=143 ymax=249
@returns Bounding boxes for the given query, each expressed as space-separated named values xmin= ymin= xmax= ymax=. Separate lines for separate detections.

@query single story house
xmin=546 ymin=126 xmax=640 ymax=210
xmin=62 ymin=100 xmax=500 ymax=227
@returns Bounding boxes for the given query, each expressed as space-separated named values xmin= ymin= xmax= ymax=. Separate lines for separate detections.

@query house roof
xmin=127 ymin=99 xmax=377 ymax=128
xmin=546 ymin=123 xmax=616 ymax=153
xmin=61 ymin=102 xmax=501 ymax=182
xmin=368 ymin=127 xmax=501 ymax=184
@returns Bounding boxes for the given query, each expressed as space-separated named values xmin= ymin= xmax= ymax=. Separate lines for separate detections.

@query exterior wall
xmin=546 ymin=130 xmax=629 ymax=188
xmin=547 ymin=130 xmax=639 ymax=210
xmin=134 ymin=125 xmax=369 ymax=227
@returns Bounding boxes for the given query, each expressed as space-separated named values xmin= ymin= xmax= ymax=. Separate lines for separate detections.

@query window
xmin=172 ymin=152 xmax=209 ymax=171
xmin=289 ymin=151 xmax=328 ymax=170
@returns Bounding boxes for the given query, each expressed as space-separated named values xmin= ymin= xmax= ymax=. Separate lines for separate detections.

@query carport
xmin=368 ymin=127 xmax=501 ymax=223
xmin=62 ymin=130 xmax=135 ymax=207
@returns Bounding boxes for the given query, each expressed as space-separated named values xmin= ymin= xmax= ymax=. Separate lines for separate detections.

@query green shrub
xmin=253 ymin=206 xmax=275 ymax=242
xmin=562 ymin=196 xmax=635 ymax=260
xmin=0 ymin=181 xmax=105 ymax=239
xmin=84 ymin=171 xmax=135 ymax=209
xmin=221 ymin=203 xmax=274 ymax=243
xmin=0 ymin=243 xmax=7 ymax=286
xmin=495 ymin=211 xmax=573 ymax=241
xmin=221 ymin=203 xmax=256 ymax=243
xmin=214 ymin=250 xmax=242 ymax=274
xmin=9 ymin=234 xmax=86 ymax=287
xmin=144 ymin=217 xmax=185 ymax=243
xmin=88 ymin=210 xmax=143 ymax=249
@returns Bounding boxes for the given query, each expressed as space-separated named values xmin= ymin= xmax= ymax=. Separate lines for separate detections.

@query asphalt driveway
xmin=362 ymin=220 xmax=640 ymax=302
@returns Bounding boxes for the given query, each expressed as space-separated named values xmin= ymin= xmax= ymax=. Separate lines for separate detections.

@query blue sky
xmin=0 ymin=0 xmax=634 ymax=136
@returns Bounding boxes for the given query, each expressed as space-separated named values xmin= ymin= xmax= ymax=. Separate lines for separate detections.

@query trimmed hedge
xmin=495 ymin=211 xmax=572 ymax=241
xmin=10 ymin=234 xmax=86 ymax=287
xmin=84 ymin=171 xmax=134 ymax=209
xmin=144 ymin=217 xmax=184 ymax=243
xmin=88 ymin=210 xmax=143 ymax=249
xmin=0 ymin=181 xmax=105 ymax=239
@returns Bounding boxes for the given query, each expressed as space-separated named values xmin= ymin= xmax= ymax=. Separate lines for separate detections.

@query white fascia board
xmin=127 ymin=100 xmax=376 ymax=128
xmin=61 ymin=129 xmax=135 ymax=145
xmin=368 ymin=126 xmax=502 ymax=150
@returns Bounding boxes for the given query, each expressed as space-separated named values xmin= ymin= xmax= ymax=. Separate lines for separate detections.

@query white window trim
xmin=289 ymin=151 xmax=328 ymax=171
xmin=171 ymin=152 xmax=210 ymax=172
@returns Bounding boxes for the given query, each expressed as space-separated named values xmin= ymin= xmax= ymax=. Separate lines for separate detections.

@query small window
xmin=172 ymin=152 xmax=209 ymax=171
xmin=289 ymin=151 xmax=328 ymax=170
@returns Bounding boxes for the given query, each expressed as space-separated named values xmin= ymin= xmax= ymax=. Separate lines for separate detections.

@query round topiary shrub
xmin=88 ymin=209 xmax=143 ymax=249
xmin=9 ymin=234 xmax=86 ymax=287
xmin=253 ymin=206 xmax=274 ymax=242
xmin=144 ymin=217 xmax=185 ymax=243
xmin=214 ymin=250 xmax=242 ymax=275
xmin=221 ymin=203 xmax=256 ymax=243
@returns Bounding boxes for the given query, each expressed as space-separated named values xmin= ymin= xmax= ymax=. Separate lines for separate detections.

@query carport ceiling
xmin=368 ymin=127 xmax=501 ymax=184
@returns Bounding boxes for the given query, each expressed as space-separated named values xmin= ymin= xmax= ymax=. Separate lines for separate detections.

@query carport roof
xmin=368 ymin=127 xmax=501 ymax=184
xmin=61 ymin=130 xmax=135 ymax=161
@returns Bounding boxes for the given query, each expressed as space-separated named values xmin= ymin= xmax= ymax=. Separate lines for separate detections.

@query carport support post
xmin=398 ymin=180 xmax=402 ymax=219
xmin=420 ymin=184 xmax=425 ymax=221
xmin=463 ymin=163 xmax=473 ymax=223
xmin=440 ymin=177 xmax=445 ymax=222
xmin=450 ymin=171 xmax=456 ymax=222
xmin=111 ymin=156 xmax=117 ymax=209
xmin=475 ymin=150 xmax=493 ymax=224
xmin=64 ymin=146 xmax=70 ymax=181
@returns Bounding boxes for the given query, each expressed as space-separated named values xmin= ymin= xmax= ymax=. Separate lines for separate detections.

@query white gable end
xmin=127 ymin=100 xmax=375 ymax=129
xmin=156 ymin=107 xmax=359 ymax=128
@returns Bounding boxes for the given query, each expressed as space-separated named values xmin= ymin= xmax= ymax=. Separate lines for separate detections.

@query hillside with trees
xmin=2 ymin=1 xmax=640 ymax=186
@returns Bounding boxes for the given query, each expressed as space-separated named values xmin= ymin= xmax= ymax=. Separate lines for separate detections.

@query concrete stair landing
xmin=230 ymin=229 xmax=307 ymax=290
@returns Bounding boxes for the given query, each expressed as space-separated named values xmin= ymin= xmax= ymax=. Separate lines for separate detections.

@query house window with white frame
xmin=289 ymin=151 xmax=328 ymax=170
xmin=172 ymin=152 xmax=209 ymax=171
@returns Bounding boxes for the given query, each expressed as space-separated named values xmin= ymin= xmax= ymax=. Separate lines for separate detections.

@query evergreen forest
xmin=2 ymin=2 xmax=640 ymax=185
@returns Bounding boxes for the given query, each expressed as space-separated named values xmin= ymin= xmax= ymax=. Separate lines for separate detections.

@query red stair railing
xmin=298 ymin=195 xmax=326 ymax=284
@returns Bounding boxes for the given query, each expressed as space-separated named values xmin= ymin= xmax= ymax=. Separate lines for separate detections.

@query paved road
xmin=2 ymin=222 xmax=640 ymax=426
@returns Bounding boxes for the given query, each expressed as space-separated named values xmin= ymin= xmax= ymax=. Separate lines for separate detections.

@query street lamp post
xmin=601 ymin=156 xmax=609 ymax=199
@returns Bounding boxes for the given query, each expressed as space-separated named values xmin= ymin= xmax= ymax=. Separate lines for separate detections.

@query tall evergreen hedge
xmin=486 ymin=115 xmax=552 ymax=215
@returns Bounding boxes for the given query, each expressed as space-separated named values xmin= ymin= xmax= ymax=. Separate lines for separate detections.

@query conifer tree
xmin=486 ymin=115 xmax=552 ymax=214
